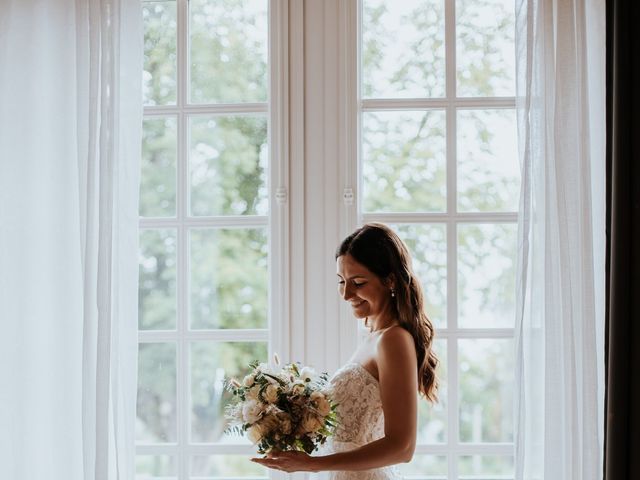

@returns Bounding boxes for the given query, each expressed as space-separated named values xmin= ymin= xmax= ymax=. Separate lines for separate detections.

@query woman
xmin=252 ymin=223 xmax=438 ymax=479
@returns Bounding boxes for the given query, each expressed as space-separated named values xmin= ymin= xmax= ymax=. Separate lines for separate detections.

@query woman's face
xmin=336 ymin=254 xmax=393 ymax=321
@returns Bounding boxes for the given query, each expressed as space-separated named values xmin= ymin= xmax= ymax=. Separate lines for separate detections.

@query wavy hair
xmin=336 ymin=223 xmax=439 ymax=402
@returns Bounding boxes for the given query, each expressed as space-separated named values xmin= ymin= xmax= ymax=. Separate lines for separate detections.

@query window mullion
xmin=444 ymin=0 xmax=459 ymax=476
xmin=176 ymin=0 xmax=189 ymax=477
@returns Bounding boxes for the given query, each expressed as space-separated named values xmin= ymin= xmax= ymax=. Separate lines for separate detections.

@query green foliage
xmin=142 ymin=2 xmax=177 ymax=105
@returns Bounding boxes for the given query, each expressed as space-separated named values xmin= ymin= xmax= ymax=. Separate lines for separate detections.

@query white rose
xmin=299 ymin=367 xmax=316 ymax=382
xmin=247 ymin=423 xmax=264 ymax=444
xmin=242 ymin=400 xmax=264 ymax=424
xmin=243 ymin=374 xmax=255 ymax=387
xmin=264 ymin=384 xmax=279 ymax=403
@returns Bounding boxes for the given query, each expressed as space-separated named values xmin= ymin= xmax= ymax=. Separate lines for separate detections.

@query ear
xmin=384 ymin=274 xmax=396 ymax=290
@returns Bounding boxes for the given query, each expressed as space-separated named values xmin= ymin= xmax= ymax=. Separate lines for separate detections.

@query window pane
xmin=456 ymin=0 xmax=515 ymax=97
xmin=190 ymin=341 xmax=268 ymax=442
xmin=459 ymin=455 xmax=514 ymax=479
xmin=362 ymin=0 xmax=445 ymax=99
xmin=191 ymin=455 xmax=267 ymax=478
xmin=190 ymin=228 xmax=268 ymax=329
xmin=458 ymin=224 xmax=516 ymax=328
xmin=394 ymin=224 xmax=447 ymax=328
xmin=136 ymin=455 xmax=176 ymax=479
xmin=137 ymin=343 xmax=177 ymax=443
xmin=139 ymin=229 xmax=177 ymax=330
xmin=143 ymin=1 xmax=177 ymax=106
xmin=362 ymin=111 xmax=446 ymax=213
xmin=459 ymin=339 xmax=513 ymax=443
xmin=417 ymin=339 xmax=447 ymax=444
xmin=189 ymin=0 xmax=268 ymax=104
xmin=141 ymin=117 xmax=177 ymax=218
xmin=190 ymin=115 xmax=268 ymax=216
xmin=457 ymin=109 xmax=519 ymax=212
xmin=398 ymin=455 xmax=447 ymax=479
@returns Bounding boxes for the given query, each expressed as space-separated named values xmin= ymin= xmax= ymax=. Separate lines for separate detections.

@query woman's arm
xmin=253 ymin=326 xmax=419 ymax=473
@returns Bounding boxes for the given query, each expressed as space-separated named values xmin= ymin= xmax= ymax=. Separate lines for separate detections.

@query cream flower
xmin=299 ymin=366 xmax=316 ymax=382
xmin=246 ymin=384 xmax=261 ymax=401
xmin=301 ymin=414 xmax=324 ymax=433
xmin=264 ymin=384 xmax=279 ymax=403
xmin=242 ymin=374 xmax=255 ymax=387
xmin=315 ymin=396 xmax=331 ymax=417
xmin=291 ymin=383 xmax=306 ymax=396
xmin=242 ymin=399 xmax=264 ymax=424
xmin=247 ymin=423 xmax=264 ymax=444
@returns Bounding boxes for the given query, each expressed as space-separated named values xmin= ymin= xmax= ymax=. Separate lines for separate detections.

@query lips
xmin=351 ymin=300 xmax=365 ymax=308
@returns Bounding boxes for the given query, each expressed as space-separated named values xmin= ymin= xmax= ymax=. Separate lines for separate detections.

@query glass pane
xmin=191 ymin=455 xmax=268 ymax=478
xmin=456 ymin=0 xmax=515 ymax=97
xmin=417 ymin=339 xmax=447 ymax=444
xmin=459 ymin=455 xmax=514 ymax=479
xmin=190 ymin=116 xmax=268 ymax=216
xmin=137 ymin=343 xmax=177 ymax=443
xmin=394 ymin=224 xmax=447 ymax=328
xmin=136 ymin=455 xmax=176 ymax=479
xmin=141 ymin=117 xmax=177 ymax=217
xmin=190 ymin=341 xmax=268 ymax=442
xmin=362 ymin=0 xmax=445 ymax=98
xmin=458 ymin=224 xmax=517 ymax=328
xmin=398 ymin=455 xmax=447 ymax=479
xmin=139 ymin=229 xmax=177 ymax=330
xmin=457 ymin=109 xmax=519 ymax=212
xmin=190 ymin=0 xmax=268 ymax=104
xmin=143 ymin=1 xmax=177 ymax=105
xmin=362 ymin=110 xmax=446 ymax=213
xmin=459 ymin=339 xmax=513 ymax=443
xmin=190 ymin=228 xmax=268 ymax=329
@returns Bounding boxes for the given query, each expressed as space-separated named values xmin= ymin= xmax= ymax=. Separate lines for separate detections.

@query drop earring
xmin=390 ymin=288 xmax=395 ymax=297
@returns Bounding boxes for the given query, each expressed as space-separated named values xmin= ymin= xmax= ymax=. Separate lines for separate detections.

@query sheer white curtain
xmin=0 ymin=1 xmax=142 ymax=479
xmin=513 ymin=0 xmax=605 ymax=479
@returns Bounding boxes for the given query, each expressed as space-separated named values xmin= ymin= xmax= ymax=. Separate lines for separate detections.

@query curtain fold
xmin=513 ymin=0 xmax=605 ymax=478
xmin=603 ymin=1 xmax=640 ymax=479
xmin=0 ymin=1 xmax=142 ymax=479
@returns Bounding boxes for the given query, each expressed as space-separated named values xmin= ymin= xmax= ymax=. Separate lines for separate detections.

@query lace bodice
xmin=331 ymin=363 xmax=385 ymax=445
xmin=313 ymin=363 xmax=400 ymax=480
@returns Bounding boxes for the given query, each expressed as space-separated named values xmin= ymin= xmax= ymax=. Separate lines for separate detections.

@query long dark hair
xmin=336 ymin=222 xmax=439 ymax=402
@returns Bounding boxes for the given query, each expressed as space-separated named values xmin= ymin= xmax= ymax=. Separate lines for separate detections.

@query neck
xmin=366 ymin=311 xmax=398 ymax=332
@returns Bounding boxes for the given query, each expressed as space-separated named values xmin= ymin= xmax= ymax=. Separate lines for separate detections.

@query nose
xmin=342 ymin=283 xmax=354 ymax=301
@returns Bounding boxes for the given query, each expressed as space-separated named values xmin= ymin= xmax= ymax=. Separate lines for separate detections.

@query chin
xmin=352 ymin=308 xmax=368 ymax=319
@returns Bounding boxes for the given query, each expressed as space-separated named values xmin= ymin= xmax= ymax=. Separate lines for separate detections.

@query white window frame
xmin=346 ymin=0 xmax=517 ymax=478
xmin=137 ymin=1 xmax=290 ymax=478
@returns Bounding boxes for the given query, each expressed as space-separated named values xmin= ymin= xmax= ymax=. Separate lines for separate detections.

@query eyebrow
xmin=336 ymin=274 xmax=368 ymax=280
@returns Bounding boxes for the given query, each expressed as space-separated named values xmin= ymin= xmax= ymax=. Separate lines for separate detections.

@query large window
xmin=359 ymin=0 xmax=518 ymax=479
xmin=137 ymin=0 xmax=518 ymax=478
xmin=137 ymin=1 xmax=279 ymax=478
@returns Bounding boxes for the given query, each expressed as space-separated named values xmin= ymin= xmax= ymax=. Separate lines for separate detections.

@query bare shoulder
xmin=377 ymin=326 xmax=415 ymax=358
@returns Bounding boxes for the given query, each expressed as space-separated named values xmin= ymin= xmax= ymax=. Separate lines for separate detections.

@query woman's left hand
xmin=251 ymin=450 xmax=320 ymax=473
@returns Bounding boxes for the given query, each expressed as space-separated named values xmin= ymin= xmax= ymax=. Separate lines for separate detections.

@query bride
xmin=252 ymin=223 xmax=439 ymax=479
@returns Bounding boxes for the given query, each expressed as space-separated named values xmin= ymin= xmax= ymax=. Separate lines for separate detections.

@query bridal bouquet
xmin=225 ymin=356 xmax=338 ymax=454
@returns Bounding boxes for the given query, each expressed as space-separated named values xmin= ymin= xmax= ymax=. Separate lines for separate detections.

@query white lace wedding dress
xmin=312 ymin=362 xmax=401 ymax=480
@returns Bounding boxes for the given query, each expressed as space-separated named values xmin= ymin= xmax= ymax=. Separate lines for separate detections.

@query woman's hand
xmin=251 ymin=450 xmax=320 ymax=473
